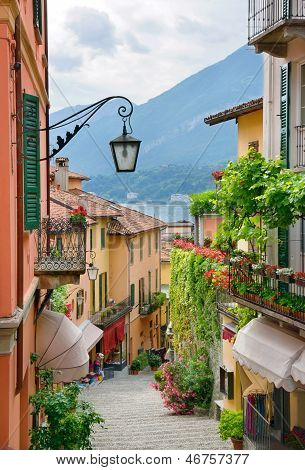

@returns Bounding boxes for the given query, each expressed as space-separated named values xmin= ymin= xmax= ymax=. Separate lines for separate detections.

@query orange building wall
xmin=0 ymin=0 xmax=48 ymax=449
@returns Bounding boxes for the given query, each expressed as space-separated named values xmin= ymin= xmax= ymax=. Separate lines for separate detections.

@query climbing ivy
xmin=169 ymin=248 xmax=221 ymax=357
xmin=50 ymin=285 xmax=68 ymax=313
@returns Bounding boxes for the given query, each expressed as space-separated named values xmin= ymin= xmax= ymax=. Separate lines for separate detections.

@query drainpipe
xmin=15 ymin=14 xmax=24 ymax=393
xmin=44 ymin=0 xmax=50 ymax=217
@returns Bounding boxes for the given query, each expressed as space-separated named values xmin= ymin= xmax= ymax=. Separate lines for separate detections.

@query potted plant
xmin=265 ymin=264 xmax=278 ymax=279
xmin=70 ymin=206 xmax=87 ymax=226
xmin=276 ymin=267 xmax=294 ymax=283
xmin=294 ymin=272 xmax=305 ymax=287
xmin=130 ymin=359 xmax=141 ymax=375
xmin=148 ymin=353 xmax=162 ymax=371
xmin=219 ymin=409 xmax=243 ymax=450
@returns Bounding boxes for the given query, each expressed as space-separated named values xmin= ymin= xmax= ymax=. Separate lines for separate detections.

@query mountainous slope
xmin=51 ymin=45 xmax=263 ymax=180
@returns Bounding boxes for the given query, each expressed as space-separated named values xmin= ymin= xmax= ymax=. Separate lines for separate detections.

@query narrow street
xmin=84 ymin=369 xmax=232 ymax=450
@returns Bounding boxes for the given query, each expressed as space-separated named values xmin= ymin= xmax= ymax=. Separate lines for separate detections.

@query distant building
xmin=162 ymin=220 xmax=194 ymax=241
xmin=126 ymin=192 xmax=139 ymax=201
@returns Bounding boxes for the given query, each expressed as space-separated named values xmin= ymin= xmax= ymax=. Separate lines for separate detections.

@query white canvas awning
xmin=37 ymin=310 xmax=89 ymax=383
xmin=79 ymin=320 xmax=103 ymax=352
xmin=292 ymin=349 xmax=305 ymax=385
xmin=233 ymin=317 xmax=305 ymax=392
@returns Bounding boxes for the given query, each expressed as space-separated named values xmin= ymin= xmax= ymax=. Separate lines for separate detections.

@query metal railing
xmin=90 ymin=297 xmax=131 ymax=327
xmin=296 ymin=125 xmax=305 ymax=167
xmin=34 ymin=218 xmax=86 ymax=275
xmin=138 ymin=292 xmax=165 ymax=316
xmin=248 ymin=0 xmax=305 ymax=41
xmin=229 ymin=263 xmax=305 ymax=324
xmin=243 ymin=397 xmax=271 ymax=449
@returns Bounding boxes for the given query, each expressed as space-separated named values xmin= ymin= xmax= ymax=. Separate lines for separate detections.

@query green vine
xmin=50 ymin=285 xmax=68 ymax=313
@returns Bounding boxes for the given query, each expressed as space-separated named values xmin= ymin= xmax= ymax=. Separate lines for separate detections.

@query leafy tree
xmin=189 ymin=190 xmax=217 ymax=216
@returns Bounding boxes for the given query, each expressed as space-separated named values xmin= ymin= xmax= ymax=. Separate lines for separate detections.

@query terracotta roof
xmin=71 ymin=189 xmax=167 ymax=236
xmin=50 ymin=187 xmax=121 ymax=218
xmin=161 ymin=241 xmax=172 ymax=262
xmin=204 ymin=97 xmax=263 ymax=126
xmin=50 ymin=165 xmax=90 ymax=181
xmin=50 ymin=199 xmax=95 ymax=224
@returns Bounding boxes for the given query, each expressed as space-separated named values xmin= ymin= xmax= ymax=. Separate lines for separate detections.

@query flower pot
xmin=231 ymin=437 xmax=243 ymax=450
xmin=130 ymin=369 xmax=140 ymax=375
xmin=279 ymin=275 xmax=292 ymax=283
xmin=151 ymin=366 xmax=159 ymax=371
xmin=295 ymin=279 xmax=305 ymax=287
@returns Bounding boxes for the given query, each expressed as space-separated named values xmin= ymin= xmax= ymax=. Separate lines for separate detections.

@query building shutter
xmin=99 ymin=273 xmax=103 ymax=310
xmin=130 ymin=284 xmax=135 ymax=306
xmin=23 ymin=93 xmax=40 ymax=230
xmin=33 ymin=0 xmax=42 ymax=34
xmin=278 ymin=64 xmax=290 ymax=278
xmin=280 ymin=63 xmax=290 ymax=168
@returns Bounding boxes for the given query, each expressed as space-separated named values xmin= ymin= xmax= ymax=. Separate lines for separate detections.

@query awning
xmin=103 ymin=317 xmax=125 ymax=355
xmin=233 ymin=317 xmax=305 ymax=392
xmin=37 ymin=310 xmax=89 ymax=383
xmin=79 ymin=320 xmax=103 ymax=352
xmin=292 ymin=350 xmax=305 ymax=385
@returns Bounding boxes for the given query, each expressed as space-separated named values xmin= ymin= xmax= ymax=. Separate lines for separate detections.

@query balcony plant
xmin=276 ymin=267 xmax=294 ymax=283
xmin=219 ymin=409 xmax=243 ymax=450
xmin=148 ymin=353 xmax=162 ymax=371
xmin=294 ymin=272 xmax=305 ymax=287
xmin=29 ymin=370 xmax=103 ymax=450
xmin=70 ymin=206 xmax=87 ymax=226
xmin=130 ymin=359 xmax=141 ymax=375
xmin=265 ymin=264 xmax=277 ymax=279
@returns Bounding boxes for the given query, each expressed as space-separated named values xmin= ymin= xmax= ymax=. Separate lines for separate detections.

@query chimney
xmin=54 ymin=157 xmax=69 ymax=191
xmin=78 ymin=194 xmax=89 ymax=211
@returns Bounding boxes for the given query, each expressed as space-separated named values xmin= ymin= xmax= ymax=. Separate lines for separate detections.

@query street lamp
xmin=38 ymin=96 xmax=141 ymax=172
xmin=87 ymin=263 xmax=99 ymax=281
xmin=110 ymin=119 xmax=141 ymax=172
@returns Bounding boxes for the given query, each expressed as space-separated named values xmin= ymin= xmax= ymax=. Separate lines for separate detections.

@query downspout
xmin=15 ymin=14 xmax=24 ymax=393
xmin=44 ymin=0 xmax=50 ymax=217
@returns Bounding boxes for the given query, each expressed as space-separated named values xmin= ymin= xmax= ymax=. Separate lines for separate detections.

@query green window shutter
xmin=278 ymin=227 xmax=289 ymax=267
xmin=130 ymin=284 xmax=135 ymax=306
xmin=23 ymin=93 xmax=40 ymax=230
xmin=280 ymin=63 xmax=290 ymax=168
xmin=99 ymin=273 xmax=103 ymax=310
xmin=33 ymin=0 xmax=42 ymax=34
xmin=104 ymin=272 xmax=108 ymax=306
xmin=283 ymin=0 xmax=290 ymax=18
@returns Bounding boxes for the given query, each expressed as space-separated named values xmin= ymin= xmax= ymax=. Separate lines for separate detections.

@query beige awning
xmin=292 ymin=349 xmax=305 ymax=385
xmin=233 ymin=317 xmax=305 ymax=392
xmin=36 ymin=310 xmax=89 ymax=383
xmin=79 ymin=320 xmax=103 ymax=352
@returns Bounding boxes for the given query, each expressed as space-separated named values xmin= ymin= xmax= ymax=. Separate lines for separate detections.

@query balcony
xmin=139 ymin=292 xmax=166 ymax=316
xmin=248 ymin=0 xmax=305 ymax=57
xmin=35 ymin=218 xmax=86 ymax=289
xmin=90 ymin=298 xmax=132 ymax=328
xmin=228 ymin=261 xmax=305 ymax=328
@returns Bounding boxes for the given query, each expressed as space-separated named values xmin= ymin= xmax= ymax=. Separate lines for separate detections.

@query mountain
xmin=50 ymin=45 xmax=263 ymax=200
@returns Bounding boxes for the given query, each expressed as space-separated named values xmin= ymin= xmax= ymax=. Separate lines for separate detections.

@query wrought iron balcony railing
xmin=248 ymin=0 xmax=305 ymax=41
xmin=296 ymin=125 xmax=305 ymax=167
xmin=139 ymin=292 xmax=165 ymax=316
xmin=34 ymin=218 xmax=86 ymax=275
xmin=243 ymin=397 xmax=271 ymax=449
xmin=229 ymin=262 xmax=305 ymax=325
xmin=90 ymin=297 xmax=132 ymax=327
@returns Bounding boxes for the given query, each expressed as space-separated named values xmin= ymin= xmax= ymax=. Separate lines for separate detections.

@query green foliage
xmin=151 ymin=292 xmax=166 ymax=309
xmin=50 ymin=285 xmax=68 ymax=313
xmin=154 ymin=370 xmax=164 ymax=384
xmin=29 ymin=371 xmax=104 ymax=450
xmin=169 ymin=247 xmax=221 ymax=357
xmin=148 ymin=353 xmax=162 ymax=368
xmin=137 ymin=352 xmax=149 ymax=370
xmin=190 ymin=190 xmax=217 ymax=217
xmin=30 ymin=352 xmax=39 ymax=365
xmin=228 ymin=307 xmax=257 ymax=332
xmin=130 ymin=359 xmax=141 ymax=371
xmin=183 ymin=353 xmax=214 ymax=408
xmin=219 ymin=409 xmax=243 ymax=441
xmin=216 ymin=149 xmax=305 ymax=251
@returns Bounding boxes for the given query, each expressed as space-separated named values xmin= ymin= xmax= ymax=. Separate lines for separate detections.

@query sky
xmin=48 ymin=0 xmax=247 ymax=111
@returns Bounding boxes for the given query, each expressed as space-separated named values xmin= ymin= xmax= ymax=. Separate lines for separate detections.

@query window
xmin=148 ymin=271 xmax=151 ymax=302
xmin=99 ymin=273 xmax=103 ymax=310
xmin=23 ymin=93 xmax=40 ymax=230
xmin=76 ymin=289 xmax=84 ymax=319
xmin=130 ymin=241 xmax=134 ymax=265
xmin=140 ymin=237 xmax=144 ymax=261
xmin=139 ymin=278 xmax=144 ymax=306
xmin=33 ymin=0 xmax=43 ymax=42
xmin=56 ymin=237 xmax=62 ymax=255
xmin=155 ymin=232 xmax=159 ymax=252
xmin=148 ymin=233 xmax=151 ymax=256
xmin=155 ymin=268 xmax=158 ymax=291
xmin=130 ymin=283 xmax=135 ymax=306
xmin=301 ymin=64 xmax=305 ymax=125
xmin=100 ymin=228 xmax=106 ymax=249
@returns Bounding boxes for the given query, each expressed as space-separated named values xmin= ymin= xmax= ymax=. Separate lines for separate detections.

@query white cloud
xmin=48 ymin=0 xmax=247 ymax=111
